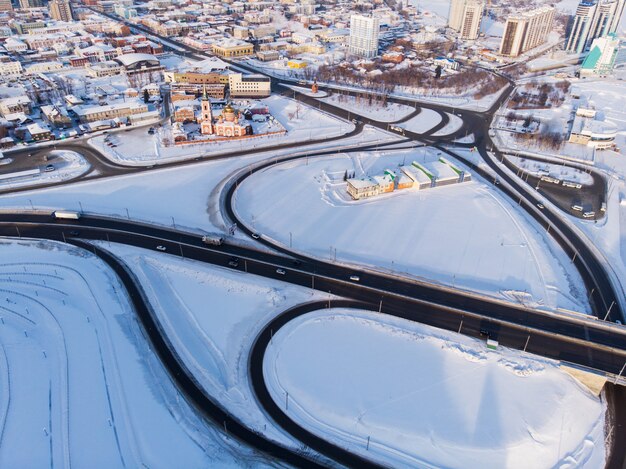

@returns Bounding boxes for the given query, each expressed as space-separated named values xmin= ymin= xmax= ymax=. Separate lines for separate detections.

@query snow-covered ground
xmin=0 ymin=239 xmax=269 ymax=467
xmin=320 ymin=94 xmax=416 ymax=122
xmin=264 ymin=308 xmax=606 ymax=468
xmin=0 ymin=151 xmax=90 ymax=191
xmin=96 ymin=242 xmax=333 ymax=460
xmin=432 ymin=113 xmax=463 ymax=136
xmin=233 ymin=148 xmax=591 ymax=313
xmin=91 ymin=95 xmax=355 ymax=166
xmin=507 ymin=154 xmax=594 ymax=186
xmin=397 ymin=108 xmax=443 ymax=134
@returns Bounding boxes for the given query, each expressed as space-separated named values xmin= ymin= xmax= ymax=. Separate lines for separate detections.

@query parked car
xmin=44 ymin=165 xmax=55 ymax=172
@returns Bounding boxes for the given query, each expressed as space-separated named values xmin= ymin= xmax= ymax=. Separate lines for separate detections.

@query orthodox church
xmin=199 ymin=86 xmax=251 ymax=138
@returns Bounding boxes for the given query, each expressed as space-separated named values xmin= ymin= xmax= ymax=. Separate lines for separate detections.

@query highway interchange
xmin=1 ymin=21 xmax=625 ymax=467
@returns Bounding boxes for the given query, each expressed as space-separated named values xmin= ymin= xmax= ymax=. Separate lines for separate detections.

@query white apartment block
xmin=349 ymin=14 xmax=380 ymax=59
xmin=23 ymin=61 xmax=63 ymax=75
xmin=449 ymin=0 xmax=485 ymax=40
xmin=73 ymin=101 xmax=149 ymax=123
xmin=499 ymin=6 xmax=555 ymax=57
xmin=86 ymin=61 xmax=124 ymax=78
xmin=448 ymin=0 xmax=466 ymax=31
xmin=460 ymin=2 xmax=484 ymax=40
xmin=0 ymin=61 xmax=23 ymax=77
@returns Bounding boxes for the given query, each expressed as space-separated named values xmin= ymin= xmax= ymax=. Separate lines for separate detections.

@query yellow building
xmin=212 ymin=40 xmax=254 ymax=58
xmin=165 ymin=70 xmax=230 ymax=85
xmin=287 ymin=59 xmax=308 ymax=69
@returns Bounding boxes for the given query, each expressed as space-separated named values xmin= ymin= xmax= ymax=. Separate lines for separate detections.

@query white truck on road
xmin=53 ymin=210 xmax=81 ymax=220
xmin=201 ymin=233 xmax=224 ymax=246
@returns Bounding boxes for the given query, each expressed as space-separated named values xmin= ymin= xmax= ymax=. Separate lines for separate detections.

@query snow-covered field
xmin=320 ymin=94 xmax=416 ymax=122
xmin=0 ymin=239 xmax=267 ymax=467
xmin=397 ymin=108 xmax=443 ymax=134
xmin=97 ymin=242 xmax=332 ymax=459
xmin=264 ymin=308 xmax=606 ymax=468
xmin=0 ymin=151 xmax=90 ymax=191
xmin=91 ymin=95 xmax=355 ymax=166
xmin=234 ymin=148 xmax=591 ymax=313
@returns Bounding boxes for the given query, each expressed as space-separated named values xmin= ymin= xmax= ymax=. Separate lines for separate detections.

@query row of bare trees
xmin=311 ymin=62 xmax=508 ymax=99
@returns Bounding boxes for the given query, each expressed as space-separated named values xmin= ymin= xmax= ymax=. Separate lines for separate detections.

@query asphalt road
xmin=2 ymin=214 xmax=625 ymax=375
xmin=498 ymin=150 xmax=607 ymax=219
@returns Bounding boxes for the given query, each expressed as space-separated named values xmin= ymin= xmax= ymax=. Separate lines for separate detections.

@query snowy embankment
xmin=96 ymin=242 xmax=334 ymax=460
xmin=90 ymin=95 xmax=355 ymax=166
xmin=284 ymin=84 xmax=328 ymax=98
xmin=234 ymin=149 xmax=591 ymax=313
xmin=264 ymin=308 xmax=606 ymax=468
xmin=0 ymin=151 xmax=90 ymax=191
xmin=320 ymin=94 xmax=415 ymax=122
xmin=397 ymin=108 xmax=443 ymax=134
xmin=0 ymin=239 xmax=267 ymax=468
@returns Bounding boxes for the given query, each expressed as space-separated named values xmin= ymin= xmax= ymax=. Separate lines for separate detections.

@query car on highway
xmin=276 ymin=268 xmax=286 ymax=275
xmin=251 ymin=233 xmax=260 ymax=239
xmin=228 ymin=257 xmax=239 ymax=267
xmin=536 ymin=203 xmax=545 ymax=209
xmin=350 ymin=275 xmax=360 ymax=282
xmin=156 ymin=245 xmax=167 ymax=251
xmin=69 ymin=230 xmax=79 ymax=236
